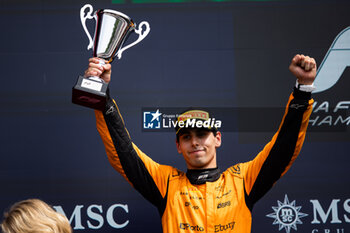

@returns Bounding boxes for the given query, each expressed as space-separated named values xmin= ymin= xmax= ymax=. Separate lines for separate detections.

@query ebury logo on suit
xmin=309 ymin=27 xmax=350 ymax=131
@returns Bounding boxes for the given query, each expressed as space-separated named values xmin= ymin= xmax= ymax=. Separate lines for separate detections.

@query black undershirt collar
xmin=186 ymin=167 xmax=221 ymax=185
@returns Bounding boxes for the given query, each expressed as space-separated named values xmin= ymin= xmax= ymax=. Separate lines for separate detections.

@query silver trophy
xmin=72 ymin=4 xmax=150 ymax=110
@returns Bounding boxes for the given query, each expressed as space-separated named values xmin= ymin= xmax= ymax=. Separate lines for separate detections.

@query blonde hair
xmin=1 ymin=199 xmax=72 ymax=233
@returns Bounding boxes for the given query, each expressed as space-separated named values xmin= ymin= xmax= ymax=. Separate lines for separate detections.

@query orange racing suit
xmin=95 ymin=88 xmax=313 ymax=233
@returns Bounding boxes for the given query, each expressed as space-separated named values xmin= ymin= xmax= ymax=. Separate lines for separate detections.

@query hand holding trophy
xmin=72 ymin=4 xmax=150 ymax=110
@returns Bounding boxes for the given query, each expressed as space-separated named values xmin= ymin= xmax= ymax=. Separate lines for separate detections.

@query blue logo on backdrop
xmin=143 ymin=109 xmax=162 ymax=129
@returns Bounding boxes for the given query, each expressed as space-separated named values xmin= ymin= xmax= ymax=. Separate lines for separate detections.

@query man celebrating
xmin=85 ymin=54 xmax=316 ymax=233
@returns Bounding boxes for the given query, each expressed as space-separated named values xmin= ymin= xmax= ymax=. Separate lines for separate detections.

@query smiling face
xmin=176 ymin=128 xmax=222 ymax=169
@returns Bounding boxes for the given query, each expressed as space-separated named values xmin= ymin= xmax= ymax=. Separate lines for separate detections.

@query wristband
xmin=295 ymin=80 xmax=316 ymax=92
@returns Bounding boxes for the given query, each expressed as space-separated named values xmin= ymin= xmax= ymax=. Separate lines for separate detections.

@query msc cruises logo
xmin=266 ymin=194 xmax=308 ymax=233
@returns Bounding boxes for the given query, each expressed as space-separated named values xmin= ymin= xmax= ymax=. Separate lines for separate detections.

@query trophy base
xmin=72 ymin=75 xmax=108 ymax=111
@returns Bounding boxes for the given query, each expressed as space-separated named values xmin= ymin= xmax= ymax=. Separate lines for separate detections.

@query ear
xmin=176 ymin=139 xmax=182 ymax=154
xmin=215 ymin=131 xmax=222 ymax=148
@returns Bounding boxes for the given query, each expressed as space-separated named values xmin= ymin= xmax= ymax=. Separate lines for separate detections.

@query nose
xmin=191 ymin=136 xmax=199 ymax=147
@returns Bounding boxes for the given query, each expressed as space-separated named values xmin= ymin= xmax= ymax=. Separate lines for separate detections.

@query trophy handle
xmin=80 ymin=4 xmax=96 ymax=50
xmin=116 ymin=21 xmax=151 ymax=59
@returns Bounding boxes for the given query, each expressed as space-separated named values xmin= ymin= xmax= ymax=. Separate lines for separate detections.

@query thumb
xmin=102 ymin=63 xmax=112 ymax=73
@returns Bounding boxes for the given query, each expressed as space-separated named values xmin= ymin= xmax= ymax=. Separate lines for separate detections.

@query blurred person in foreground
xmin=1 ymin=199 xmax=72 ymax=233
